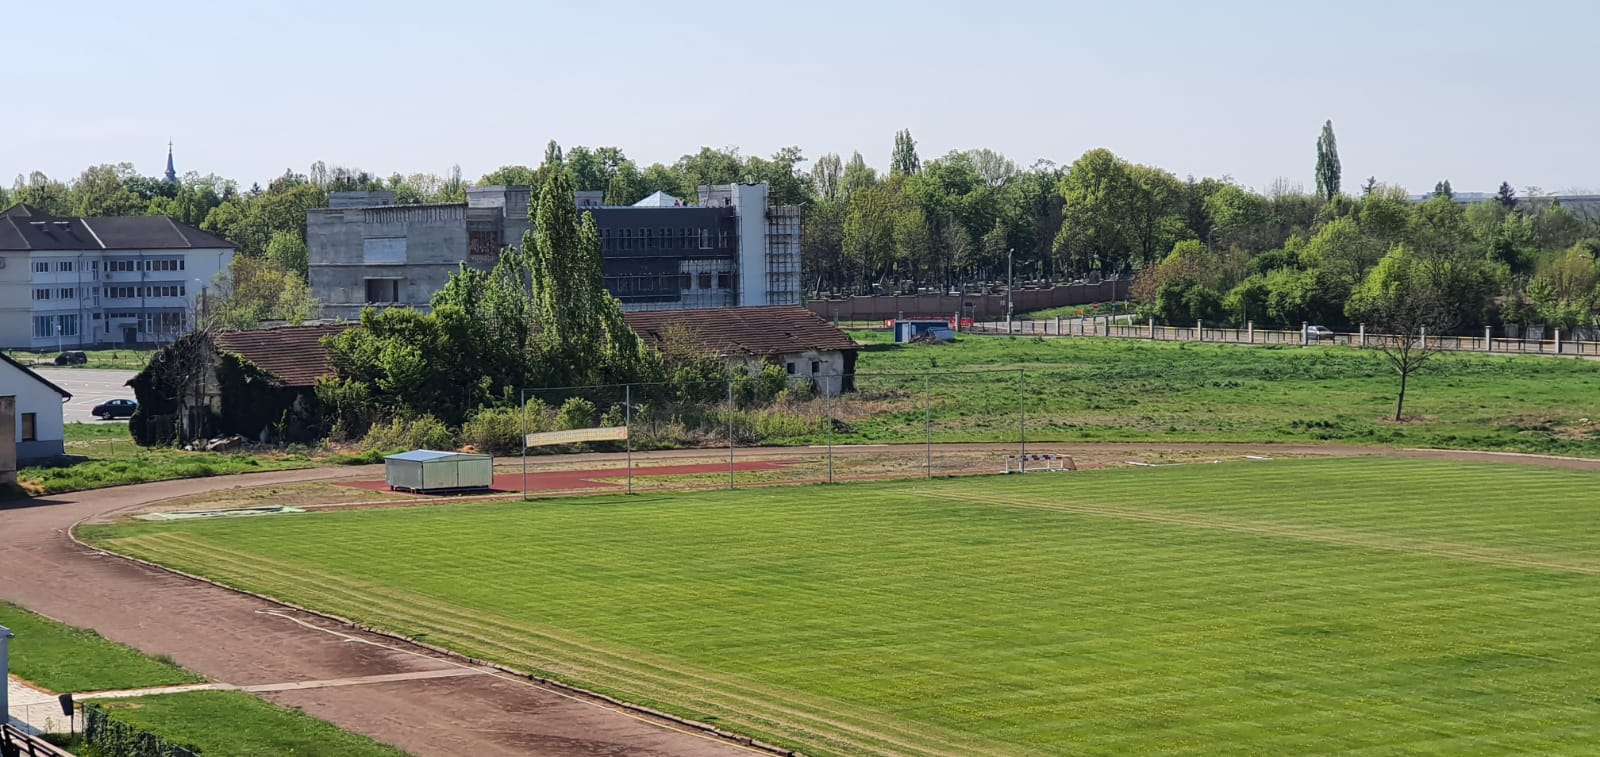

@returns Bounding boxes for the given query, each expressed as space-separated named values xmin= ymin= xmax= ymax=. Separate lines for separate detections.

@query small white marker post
xmin=1 ymin=624 xmax=12 ymax=729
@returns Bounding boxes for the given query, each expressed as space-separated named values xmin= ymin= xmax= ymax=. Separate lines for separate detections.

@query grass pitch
xmin=83 ymin=459 xmax=1600 ymax=755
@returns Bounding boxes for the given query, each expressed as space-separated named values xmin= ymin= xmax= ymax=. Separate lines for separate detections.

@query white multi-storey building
xmin=0 ymin=204 xmax=233 ymax=349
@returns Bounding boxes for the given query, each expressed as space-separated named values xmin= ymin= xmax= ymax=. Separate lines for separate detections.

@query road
xmin=29 ymin=368 xmax=137 ymax=423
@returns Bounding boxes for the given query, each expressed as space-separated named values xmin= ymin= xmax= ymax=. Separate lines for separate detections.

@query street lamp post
xmin=1 ymin=624 xmax=13 ymax=728
xmin=1006 ymin=247 xmax=1015 ymax=334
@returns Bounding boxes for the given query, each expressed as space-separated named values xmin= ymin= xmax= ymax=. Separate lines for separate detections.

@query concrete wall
xmin=806 ymin=280 xmax=1129 ymax=321
xmin=0 ymin=395 xmax=15 ymax=484
xmin=777 ymin=349 xmax=848 ymax=396
xmin=308 ymin=204 xmax=469 ymax=319
xmin=733 ymin=184 xmax=768 ymax=306
xmin=0 ymin=251 xmax=29 ymax=348
xmin=1 ymin=360 xmax=64 ymax=462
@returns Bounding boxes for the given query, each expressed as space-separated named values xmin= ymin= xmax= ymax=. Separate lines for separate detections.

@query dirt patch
xmin=132 ymin=481 xmax=414 ymax=517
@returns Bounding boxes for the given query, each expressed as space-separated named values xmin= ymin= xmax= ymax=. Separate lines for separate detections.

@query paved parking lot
xmin=31 ymin=368 xmax=138 ymax=423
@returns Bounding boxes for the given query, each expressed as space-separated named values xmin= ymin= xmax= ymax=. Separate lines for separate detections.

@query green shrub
xmin=556 ymin=397 xmax=596 ymax=430
xmin=460 ymin=405 xmax=546 ymax=455
xmin=360 ymin=415 xmax=456 ymax=452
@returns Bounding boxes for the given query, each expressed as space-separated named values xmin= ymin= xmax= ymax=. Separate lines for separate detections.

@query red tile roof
xmin=213 ymin=324 xmax=352 ymax=387
xmin=624 ymin=306 xmax=857 ymax=358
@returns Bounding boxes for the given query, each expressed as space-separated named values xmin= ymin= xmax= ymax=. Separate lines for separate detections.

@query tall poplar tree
xmin=1314 ymin=120 xmax=1341 ymax=203
xmin=891 ymin=129 xmax=921 ymax=177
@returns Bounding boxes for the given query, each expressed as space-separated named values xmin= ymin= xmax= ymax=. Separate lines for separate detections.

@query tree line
xmin=10 ymin=123 xmax=1600 ymax=336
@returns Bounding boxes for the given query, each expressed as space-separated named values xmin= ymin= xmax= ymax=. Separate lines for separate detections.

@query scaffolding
xmin=765 ymin=205 xmax=803 ymax=305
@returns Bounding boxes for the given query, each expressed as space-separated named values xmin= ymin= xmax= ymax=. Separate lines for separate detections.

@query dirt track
xmin=4 ymin=443 xmax=1599 ymax=756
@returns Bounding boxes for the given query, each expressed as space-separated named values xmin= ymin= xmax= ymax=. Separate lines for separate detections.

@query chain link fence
xmin=507 ymin=369 xmax=1051 ymax=497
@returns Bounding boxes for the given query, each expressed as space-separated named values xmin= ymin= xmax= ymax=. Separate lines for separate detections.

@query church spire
xmin=164 ymin=141 xmax=177 ymax=184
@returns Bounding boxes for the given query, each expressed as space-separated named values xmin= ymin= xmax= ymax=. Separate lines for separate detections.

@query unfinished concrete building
xmin=307 ymin=183 xmax=801 ymax=319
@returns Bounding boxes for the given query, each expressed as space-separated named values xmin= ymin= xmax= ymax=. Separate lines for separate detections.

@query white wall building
xmin=0 ymin=205 xmax=234 ymax=350
xmin=0 ymin=352 xmax=71 ymax=462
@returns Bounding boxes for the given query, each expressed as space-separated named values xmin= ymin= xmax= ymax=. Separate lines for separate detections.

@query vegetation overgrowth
xmin=82 ymin=691 xmax=406 ymax=757
xmin=83 ymin=459 xmax=1600 ymax=755
xmin=14 ymin=423 xmax=312 ymax=496
xmin=0 ymin=602 xmax=201 ymax=693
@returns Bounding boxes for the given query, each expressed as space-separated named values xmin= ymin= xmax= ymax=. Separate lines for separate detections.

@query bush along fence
xmin=966 ymin=318 xmax=1600 ymax=357
xmin=84 ymin=704 xmax=200 ymax=757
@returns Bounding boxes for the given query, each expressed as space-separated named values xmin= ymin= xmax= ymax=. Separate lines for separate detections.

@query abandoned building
xmin=127 ymin=323 xmax=351 ymax=445
xmin=307 ymin=183 xmax=801 ymax=319
xmin=623 ymin=306 xmax=858 ymax=396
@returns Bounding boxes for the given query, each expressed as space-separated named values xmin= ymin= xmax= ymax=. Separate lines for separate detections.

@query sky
xmin=7 ymin=0 xmax=1596 ymax=196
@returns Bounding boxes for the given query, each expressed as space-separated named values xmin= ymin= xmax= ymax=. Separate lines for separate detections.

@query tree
xmin=1314 ymin=120 xmax=1341 ymax=203
xmin=478 ymin=165 xmax=537 ymax=186
xmin=1433 ymin=180 xmax=1454 ymax=199
xmin=201 ymin=256 xmax=320 ymax=330
xmin=266 ymin=230 xmax=309 ymax=276
xmin=1348 ymin=246 xmax=1457 ymax=420
xmin=1361 ymin=176 xmax=1378 ymax=196
xmin=840 ymin=152 xmax=877 ymax=199
xmin=811 ymin=153 xmax=843 ymax=201
xmin=1054 ymin=148 xmax=1133 ymax=275
xmin=11 ymin=172 xmax=71 ymax=215
xmin=891 ymin=129 xmax=920 ymax=177
xmin=842 ymin=183 xmax=897 ymax=291
xmin=605 ymin=160 xmax=645 ymax=206
xmin=1495 ymin=181 xmax=1518 ymax=210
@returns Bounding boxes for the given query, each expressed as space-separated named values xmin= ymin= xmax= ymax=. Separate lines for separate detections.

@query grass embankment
xmin=83 ymin=459 xmax=1600 ymax=755
xmin=838 ymin=330 xmax=1600 ymax=455
xmin=12 ymin=423 xmax=314 ymax=496
xmin=86 ymin=691 xmax=407 ymax=757
xmin=0 ymin=602 xmax=200 ymax=692
xmin=1015 ymin=300 xmax=1130 ymax=319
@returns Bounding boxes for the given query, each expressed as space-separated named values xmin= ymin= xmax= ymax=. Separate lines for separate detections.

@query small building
xmin=624 ymin=305 xmax=859 ymax=395
xmin=128 ymin=323 xmax=351 ymax=445
xmin=893 ymin=319 xmax=955 ymax=344
xmin=0 ymin=351 xmax=71 ymax=462
xmin=384 ymin=450 xmax=493 ymax=493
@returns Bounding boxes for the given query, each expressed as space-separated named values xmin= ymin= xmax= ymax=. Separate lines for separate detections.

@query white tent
xmin=632 ymin=191 xmax=682 ymax=207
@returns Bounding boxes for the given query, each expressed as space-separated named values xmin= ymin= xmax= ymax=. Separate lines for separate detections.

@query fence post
xmin=624 ymin=384 xmax=633 ymax=495
xmin=1556 ymin=328 xmax=1562 ymax=354
xmin=727 ymin=377 xmax=735 ymax=490
xmin=1485 ymin=326 xmax=1492 ymax=352
xmin=924 ymin=374 xmax=932 ymax=479
xmin=1149 ymin=317 xmax=1156 ymax=340
xmin=1301 ymin=321 xmax=1308 ymax=346
xmin=1248 ymin=320 xmax=1254 ymax=343
xmin=1018 ymin=369 xmax=1026 ymax=474
xmin=1359 ymin=323 xmax=1366 ymax=347
xmin=0 ymin=623 xmax=11 ymax=729
xmin=824 ymin=374 xmax=834 ymax=484
xmin=1055 ymin=315 xmax=1062 ymax=336
xmin=520 ymin=388 xmax=528 ymax=501
xmin=1197 ymin=320 xmax=1204 ymax=342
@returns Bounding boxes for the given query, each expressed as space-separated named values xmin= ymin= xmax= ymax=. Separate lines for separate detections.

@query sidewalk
xmin=7 ymin=675 xmax=65 ymax=734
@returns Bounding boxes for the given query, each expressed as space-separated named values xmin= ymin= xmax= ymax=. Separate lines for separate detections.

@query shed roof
xmin=213 ymin=323 xmax=353 ymax=387
xmin=623 ymin=306 xmax=857 ymax=358
xmin=385 ymin=450 xmax=487 ymax=462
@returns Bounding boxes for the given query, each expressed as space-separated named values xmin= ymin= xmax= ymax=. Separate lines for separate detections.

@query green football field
xmin=83 ymin=458 xmax=1600 ymax=755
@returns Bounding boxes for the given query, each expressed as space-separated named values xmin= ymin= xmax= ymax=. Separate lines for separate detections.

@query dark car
xmin=54 ymin=351 xmax=88 ymax=366
xmin=92 ymin=399 xmax=138 ymax=420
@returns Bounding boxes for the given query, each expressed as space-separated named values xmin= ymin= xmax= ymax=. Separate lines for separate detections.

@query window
xmin=717 ymin=273 xmax=731 ymax=290
xmin=678 ymin=274 xmax=691 ymax=291
xmin=699 ymin=230 xmax=712 ymax=249
xmin=365 ymin=278 xmax=402 ymax=303
xmin=32 ymin=288 xmax=50 ymax=301
xmin=20 ymin=413 xmax=36 ymax=442
xmin=57 ymin=261 xmax=74 ymax=272
xmin=698 ymin=272 xmax=712 ymax=290
xmin=92 ymin=287 xmax=100 ymax=297
xmin=786 ymin=362 xmax=796 ymax=375
xmin=811 ymin=360 xmax=821 ymax=374
xmin=59 ymin=314 xmax=78 ymax=336
xmin=34 ymin=261 xmax=49 ymax=273
xmin=363 ymin=237 xmax=407 ymax=265
xmin=58 ymin=288 xmax=74 ymax=300
xmin=32 ymin=316 xmax=51 ymax=337
xmin=91 ymin=260 xmax=100 ymax=271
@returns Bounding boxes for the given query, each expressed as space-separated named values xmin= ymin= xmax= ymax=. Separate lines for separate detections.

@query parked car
xmin=54 ymin=351 xmax=88 ymax=365
xmin=1304 ymin=325 xmax=1334 ymax=341
xmin=91 ymin=398 xmax=138 ymax=420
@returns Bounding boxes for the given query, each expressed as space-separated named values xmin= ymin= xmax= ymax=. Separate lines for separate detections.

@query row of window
xmin=106 ymin=285 xmax=187 ymax=299
xmin=32 ymin=285 xmax=187 ymax=300
xmin=32 ymin=314 xmax=80 ymax=337
xmin=601 ymin=227 xmax=727 ymax=251
xmin=32 ymin=259 xmax=187 ymax=273
xmin=607 ymin=272 xmax=731 ymax=294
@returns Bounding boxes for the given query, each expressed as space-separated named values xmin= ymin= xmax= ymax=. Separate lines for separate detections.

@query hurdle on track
xmin=1003 ymin=454 xmax=1076 ymax=473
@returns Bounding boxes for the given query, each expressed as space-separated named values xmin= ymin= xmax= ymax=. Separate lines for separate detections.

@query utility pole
xmin=1006 ymin=247 xmax=1015 ymax=334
